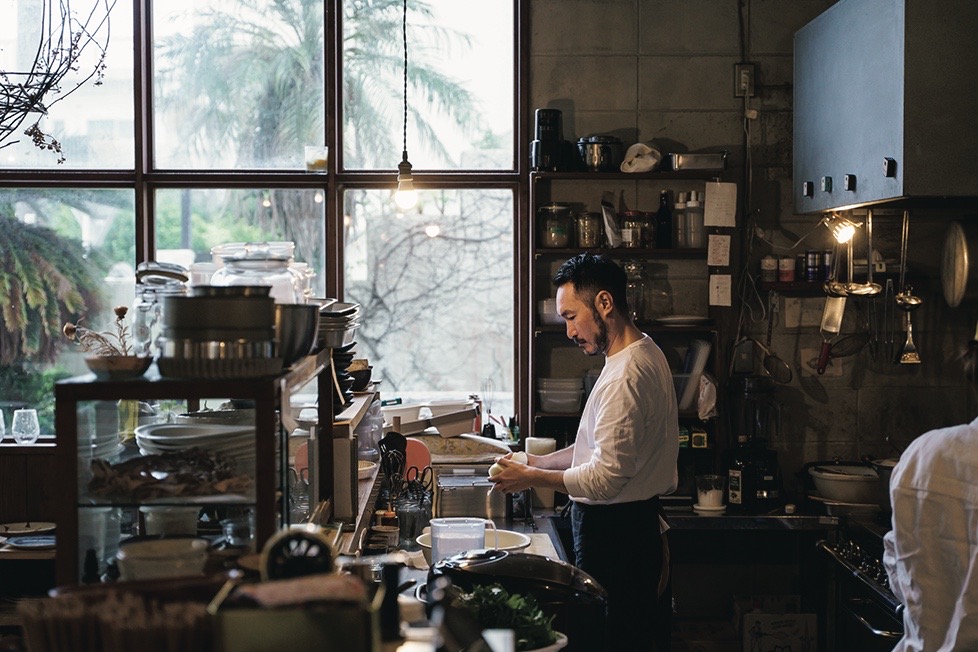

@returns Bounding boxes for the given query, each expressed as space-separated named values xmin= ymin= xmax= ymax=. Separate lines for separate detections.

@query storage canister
xmin=538 ymin=203 xmax=572 ymax=248
xmin=575 ymin=211 xmax=602 ymax=249
xmin=620 ymin=211 xmax=645 ymax=248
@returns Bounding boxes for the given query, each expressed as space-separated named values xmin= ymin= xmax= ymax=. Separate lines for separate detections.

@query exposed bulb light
xmin=394 ymin=158 xmax=418 ymax=210
xmin=424 ymin=223 xmax=440 ymax=238
xmin=392 ymin=0 xmax=418 ymax=211
xmin=823 ymin=214 xmax=858 ymax=243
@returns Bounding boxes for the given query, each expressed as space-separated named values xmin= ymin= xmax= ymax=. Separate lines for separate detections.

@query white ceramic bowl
xmin=116 ymin=538 xmax=209 ymax=581
xmin=416 ymin=529 xmax=532 ymax=566
xmin=809 ymin=465 xmax=879 ymax=503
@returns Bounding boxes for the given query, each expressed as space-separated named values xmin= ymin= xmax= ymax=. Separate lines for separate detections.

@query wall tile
xmin=530 ymin=56 xmax=638 ymax=112
xmin=635 ymin=110 xmax=743 ymax=155
xmin=639 ymin=0 xmax=741 ymax=55
xmin=638 ymin=56 xmax=742 ymax=111
xmin=531 ymin=0 xmax=638 ymax=55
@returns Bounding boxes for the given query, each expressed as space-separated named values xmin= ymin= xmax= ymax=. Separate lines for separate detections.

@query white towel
xmin=620 ymin=142 xmax=662 ymax=173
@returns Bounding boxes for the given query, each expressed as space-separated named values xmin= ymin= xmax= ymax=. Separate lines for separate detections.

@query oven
xmin=818 ymin=517 xmax=903 ymax=652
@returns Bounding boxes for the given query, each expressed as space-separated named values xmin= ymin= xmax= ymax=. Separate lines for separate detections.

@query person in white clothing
xmin=883 ymin=416 xmax=978 ymax=651
xmin=490 ymin=253 xmax=679 ymax=650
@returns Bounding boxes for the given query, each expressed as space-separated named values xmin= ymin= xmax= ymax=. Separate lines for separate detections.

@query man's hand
xmin=489 ymin=453 xmax=534 ymax=494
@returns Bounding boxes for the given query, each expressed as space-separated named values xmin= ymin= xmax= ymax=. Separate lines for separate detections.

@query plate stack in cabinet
xmin=52 ymin=350 xmax=343 ymax=586
xmin=526 ymin=171 xmax=736 ymax=504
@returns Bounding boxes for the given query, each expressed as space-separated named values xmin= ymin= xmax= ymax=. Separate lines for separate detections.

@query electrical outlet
xmin=734 ymin=63 xmax=755 ymax=97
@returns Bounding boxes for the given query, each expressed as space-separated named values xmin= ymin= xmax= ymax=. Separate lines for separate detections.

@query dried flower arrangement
xmin=63 ymin=306 xmax=134 ymax=357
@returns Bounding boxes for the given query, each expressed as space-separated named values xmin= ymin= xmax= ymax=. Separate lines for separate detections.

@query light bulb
xmin=393 ymin=159 xmax=418 ymax=210
xmin=425 ymin=223 xmax=440 ymax=238
xmin=823 ymin=214 xmax=857 ymax=244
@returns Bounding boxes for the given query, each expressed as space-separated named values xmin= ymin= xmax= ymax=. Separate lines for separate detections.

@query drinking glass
xmin=11 ymin=409 xmax=40 ymax=445
xmin=0 ymin=408 xmax=6 ymax=442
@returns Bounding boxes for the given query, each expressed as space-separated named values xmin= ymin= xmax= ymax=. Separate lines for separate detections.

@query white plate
xmin=3 ymin=535 xmax=56 ymax=550
xmin=135 ymin=424 xmax=254 ymax=441
xmin=654 ymin=315 xmax=712 ymax=326
xmin=0 ymin=522 xmax=56 ymax=536
xmin=692 ymin=504 xmax=726 ymax=514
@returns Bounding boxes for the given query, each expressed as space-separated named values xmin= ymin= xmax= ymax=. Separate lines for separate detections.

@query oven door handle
xmin=842 ymin=598 xmax=902 ymax=639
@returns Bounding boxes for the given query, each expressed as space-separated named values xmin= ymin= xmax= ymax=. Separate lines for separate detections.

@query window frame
xmin=0 ymin=0 xmax=531 ymax=425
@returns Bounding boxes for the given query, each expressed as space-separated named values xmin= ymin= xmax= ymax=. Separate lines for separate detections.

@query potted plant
xmin=63 ymin=306 xmax=150 ymax=380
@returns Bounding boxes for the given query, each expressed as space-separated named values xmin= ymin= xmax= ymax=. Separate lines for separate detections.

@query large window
xmin=0 ymin=0 xmax=519 ymax=433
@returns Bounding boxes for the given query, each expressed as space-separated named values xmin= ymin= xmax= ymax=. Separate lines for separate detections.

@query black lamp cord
xmin=401 ymin=0 xmax=409 ymax=166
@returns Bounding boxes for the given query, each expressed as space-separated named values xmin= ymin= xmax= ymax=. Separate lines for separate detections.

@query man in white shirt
xmin=883 ymin=416 xmax=978 ymax=651
xmin=490 ymin=253 xmax=679 ymax=650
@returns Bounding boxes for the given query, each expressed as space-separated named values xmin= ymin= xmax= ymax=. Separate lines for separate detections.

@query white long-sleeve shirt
xmin=562 ymin=335 xmax=679 ymax=504
xmin=882 ymin=416 xmax=978 ymax=651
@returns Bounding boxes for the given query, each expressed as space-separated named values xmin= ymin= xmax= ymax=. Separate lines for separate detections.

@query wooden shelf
xmin=535 ymin=247 xmax=706 ymax=258
xmin=530 ymin=170 xmax=724 ymax=182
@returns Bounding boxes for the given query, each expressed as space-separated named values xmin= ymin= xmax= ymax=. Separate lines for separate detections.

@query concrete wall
xmin=529 ymin=0 xmax=978 ymax=491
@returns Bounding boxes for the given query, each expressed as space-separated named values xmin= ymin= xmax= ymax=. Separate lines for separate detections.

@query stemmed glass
xmin=11 ymin=409 xmax=40 ymax=445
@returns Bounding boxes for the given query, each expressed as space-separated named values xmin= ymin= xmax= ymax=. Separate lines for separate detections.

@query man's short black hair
xmin=552 ymin=253 xmax=630 ymax=318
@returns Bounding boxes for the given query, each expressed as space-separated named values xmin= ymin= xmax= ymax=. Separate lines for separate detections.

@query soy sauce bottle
xmin=655 ymin=190 xmax=672 ymax=248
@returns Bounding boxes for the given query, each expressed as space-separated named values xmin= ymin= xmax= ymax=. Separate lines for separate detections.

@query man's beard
xmin=586 ymin=306 xmax=609 ymax=356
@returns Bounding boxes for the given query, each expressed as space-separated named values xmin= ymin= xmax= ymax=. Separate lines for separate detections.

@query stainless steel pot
xmin=576 ymin=135 xmax=624 ymax=172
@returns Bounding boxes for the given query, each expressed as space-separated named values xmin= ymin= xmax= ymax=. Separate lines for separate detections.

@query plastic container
xmin=538 ymin=389 xmax=582 ymax=412
xmin=427 ymin=517 xmax=499 ymax=565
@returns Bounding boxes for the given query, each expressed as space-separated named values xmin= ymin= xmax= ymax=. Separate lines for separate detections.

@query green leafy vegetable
xmin=456 ymin=583 xmax=558 ymax=651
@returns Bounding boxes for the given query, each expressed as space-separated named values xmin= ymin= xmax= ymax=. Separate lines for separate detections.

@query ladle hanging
xmin=822 ymin=242 xmax=849 ymax=297
xmin=895 ymin=210 xmax=922 ymax=364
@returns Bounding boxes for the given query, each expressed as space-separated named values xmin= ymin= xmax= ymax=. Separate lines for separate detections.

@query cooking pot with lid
xmin=870 ymin=458 xmax=900 ymax=515
xmin=576 ymin=135 xmax=624 ymax=172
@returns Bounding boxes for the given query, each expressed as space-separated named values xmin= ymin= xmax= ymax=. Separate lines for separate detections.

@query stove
xmin=818 ymin=516 xmax=903 ymax=650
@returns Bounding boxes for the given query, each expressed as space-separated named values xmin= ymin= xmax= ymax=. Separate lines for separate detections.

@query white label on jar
xmin=621 ymin=227 xmax=638 ymax=246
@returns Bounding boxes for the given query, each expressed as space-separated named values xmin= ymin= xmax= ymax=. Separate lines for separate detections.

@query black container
xmin=530 ymin=139 xmax=562 ymax=171
xmin=534 ymin=108 xmax=563 ymax=141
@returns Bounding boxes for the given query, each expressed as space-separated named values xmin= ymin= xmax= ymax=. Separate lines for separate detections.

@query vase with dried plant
xmin=64 ymin=306 xmax=151 ymax=380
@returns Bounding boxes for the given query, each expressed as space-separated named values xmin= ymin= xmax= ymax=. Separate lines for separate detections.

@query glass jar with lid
xmin=210 ymin=242 xmax=304 ymax=304
xmin=575 ymin=211 xmax=603 ymax=249
xmin=132 ymin=262 xmax=189 ymax=357
xmin=620 ymin=211 xmax=645 ymax=249
xmin=622 ymin=260 xmax=651 ymax=322
xmin=538 ymin=203 xmax=572 ymax=248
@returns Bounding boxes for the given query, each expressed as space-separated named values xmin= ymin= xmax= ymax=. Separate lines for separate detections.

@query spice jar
xmin=538 ymin=203 xmax=572 ymax=248
xmin=575 ymin=211 xmax=603 ymax=248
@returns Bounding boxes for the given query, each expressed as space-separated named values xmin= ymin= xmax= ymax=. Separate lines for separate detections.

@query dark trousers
xmin=571 ymin=497 xmax=672 ymax=651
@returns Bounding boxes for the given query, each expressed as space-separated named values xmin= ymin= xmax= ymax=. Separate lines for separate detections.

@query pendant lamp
xmin=393 ymin=0 xmax=418 ymax=210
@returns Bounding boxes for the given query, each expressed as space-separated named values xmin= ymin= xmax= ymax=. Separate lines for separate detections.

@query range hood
xmin=793 ymin=0 xmax=978 ymax=214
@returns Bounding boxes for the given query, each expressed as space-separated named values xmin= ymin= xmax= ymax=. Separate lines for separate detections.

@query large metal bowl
xmin=275 ymin=304 xmax=320 ymax=366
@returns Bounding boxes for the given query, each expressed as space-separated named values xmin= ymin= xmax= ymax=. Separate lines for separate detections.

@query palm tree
xmin=154 ymin=0 xmax=485 ymax=266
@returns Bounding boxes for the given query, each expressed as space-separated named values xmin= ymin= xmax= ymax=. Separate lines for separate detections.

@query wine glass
xmin=11 ymin=408 xmax=40 ymax=445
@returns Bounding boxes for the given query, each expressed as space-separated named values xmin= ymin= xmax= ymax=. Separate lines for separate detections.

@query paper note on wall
xmin=709 ymin=274 xmax=732 ymax=306
xmin=705 ymin=182 xmax=737 ymax=227
xmin=707 ymin=234 xmax=731 ymax=266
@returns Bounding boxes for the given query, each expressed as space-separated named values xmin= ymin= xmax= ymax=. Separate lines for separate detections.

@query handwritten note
xmin=709 ymin=274 xmax=732 ymax=307
xmin=705 ymin=182 xmax=737 ymax=227
xmin=707 ymin=234 xmax=731 ymax=267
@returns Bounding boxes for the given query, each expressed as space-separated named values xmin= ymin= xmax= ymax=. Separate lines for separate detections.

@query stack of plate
xmin=134 ymin=424 xmax=256 ymax=472
xmin=318 ymin=302 xmax=361 ymax=350
xmin=78 ymin=407 xmax=125 ymax=461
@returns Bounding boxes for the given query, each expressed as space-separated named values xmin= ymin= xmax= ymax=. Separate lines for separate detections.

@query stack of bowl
xmin=275 ymin=303 xmax=320 ymax=367
xmin=317 ymin=302 xmax=361 ymax=350
xmin=330 ymin=342 xmax=358 ymax=408
xmin=157 ymin=286 xmax=282 ymax=379
xmin=537 ymin=377 xmax=583 ymax=412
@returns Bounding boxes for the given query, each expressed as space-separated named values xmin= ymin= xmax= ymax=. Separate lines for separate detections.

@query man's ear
xmin=593 ymin=290 xmax=613 ymax=317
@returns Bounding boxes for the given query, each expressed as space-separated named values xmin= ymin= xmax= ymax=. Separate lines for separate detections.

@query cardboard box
xmin=732 ymin=594 xmax=816 ymax=652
